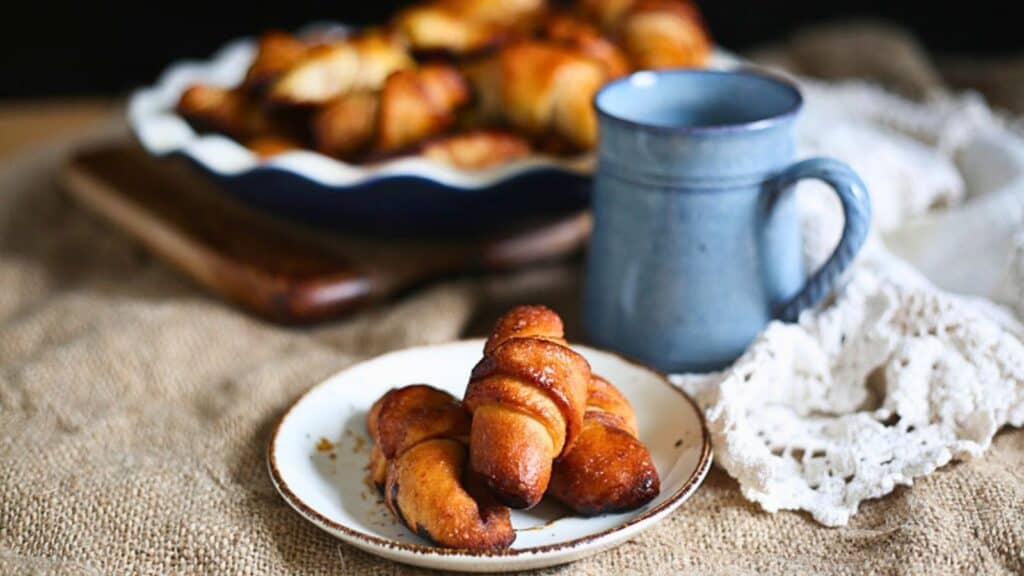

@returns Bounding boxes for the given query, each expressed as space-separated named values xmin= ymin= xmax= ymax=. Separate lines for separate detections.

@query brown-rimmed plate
xmin=267 ymin=339 xmax=711 ymax=572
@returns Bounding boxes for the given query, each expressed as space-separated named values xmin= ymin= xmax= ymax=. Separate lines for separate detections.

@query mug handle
xmin=770 ymin=157 xmax=872 ymax=322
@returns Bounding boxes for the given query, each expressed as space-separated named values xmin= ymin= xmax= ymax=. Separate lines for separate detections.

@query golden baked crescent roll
xmin=376 ymin=65 xmax=471 ymax=153
xmin=548 ymin=375 xmax=661 ymax=515
xmin=366 ymin=385 xmax=515 ymax=550
xmin=464 ymin=305 xmax=590 ymax=509
xmin=467 ymin=42 xmax=607 ymax=151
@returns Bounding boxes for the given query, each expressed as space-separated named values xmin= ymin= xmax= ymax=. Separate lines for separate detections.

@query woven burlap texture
xmin=2 ymin=23 xmax=1023 ymax=576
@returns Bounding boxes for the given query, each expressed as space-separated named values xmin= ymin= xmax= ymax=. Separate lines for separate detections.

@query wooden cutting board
xmin=61 ymin=143 xmax=591 ymax=323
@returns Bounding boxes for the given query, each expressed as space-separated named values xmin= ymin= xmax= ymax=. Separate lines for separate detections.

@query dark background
xmin=1 ymin=1 xmax=1018 ymax=99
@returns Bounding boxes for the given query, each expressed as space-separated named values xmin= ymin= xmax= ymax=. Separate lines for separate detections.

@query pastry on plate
xmin=171 ymin=0 xmax=712 ymax=167
xmin=463 ymin=305 xmax=591 ymax=508
xmin=367 ymin=384 xmax=515 ymax=550
xmin=548 ymin=375 xmax=660 ymax=515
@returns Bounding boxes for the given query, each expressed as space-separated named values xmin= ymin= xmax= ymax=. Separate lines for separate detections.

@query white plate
xmin=267 ymin=339 xmax=712 ymax=572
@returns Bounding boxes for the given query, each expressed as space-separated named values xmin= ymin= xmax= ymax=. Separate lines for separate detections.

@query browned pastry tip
xmin=548 ymin=375 xmax=660 ymax=515
xmin=376 ymin=65 xmax=471 ymax=153
xmin=242 ymin=31 xmax=310 ymax=93
xmin=419 ymin=131 xmax=532 ymax=170
xmin=372 ymin=384 xmax=470 ymax=458
xmin=367 ymin=385 xmax=514 ymax=549
xmin=465 ymin=306 xmax=590 ymax=509
xmin=482 ymin=304 xmax=566 ymax=355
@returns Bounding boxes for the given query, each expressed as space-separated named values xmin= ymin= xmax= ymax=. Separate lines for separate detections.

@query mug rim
xmin=593 ymin=67 xmax=804 ymax=135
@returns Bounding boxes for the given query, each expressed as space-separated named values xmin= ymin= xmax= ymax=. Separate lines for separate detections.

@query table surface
xmin=0 ymin=86 xmax=1020 ymax=575
xmin=0 ymin=99 xmax=116 ymax=160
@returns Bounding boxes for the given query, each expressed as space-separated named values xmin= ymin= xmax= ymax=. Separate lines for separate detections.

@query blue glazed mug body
xmin=584 ymin=70 xmax=871 ymax=373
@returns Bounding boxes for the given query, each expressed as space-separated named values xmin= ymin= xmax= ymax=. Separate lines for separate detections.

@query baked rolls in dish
xmin=463 ymin=305 xmax=591 ymax=508
xmin=366 ymin=385 xmax=515 ymax=550
xmin=548 ymin=375 xmax=660 ymax=515
xmin=173 ymin=0 xmax=711 ymax=167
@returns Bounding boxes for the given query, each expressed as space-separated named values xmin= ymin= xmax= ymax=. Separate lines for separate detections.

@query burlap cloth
xmin=2 ymin=24 xmax=1023 ymax=575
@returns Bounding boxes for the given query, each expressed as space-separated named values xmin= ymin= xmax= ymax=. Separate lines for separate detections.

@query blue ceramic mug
xmin=584 ymin=69 xmax=871 ymax=373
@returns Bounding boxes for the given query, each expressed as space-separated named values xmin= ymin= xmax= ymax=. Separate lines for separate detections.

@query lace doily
xmin=678 ymin=252 xmax=1024 ymax=526
xmin=674 ymin=80 xmax=1024 ymax=526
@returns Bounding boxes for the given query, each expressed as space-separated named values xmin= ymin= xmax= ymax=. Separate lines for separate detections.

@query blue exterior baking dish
xmin=127 ymin=27 xmax=596 ymax=236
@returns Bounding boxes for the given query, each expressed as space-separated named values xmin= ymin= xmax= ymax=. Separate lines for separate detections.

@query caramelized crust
xmin=468 ymin=42 xmax=607 ymax=151
xmin=386 ymin=439 xmax=516 ymax=549
xmin=377 ymin=65 xmax=471 ymax=152
xmin=268 ymin=31 xmax=413 ymax=106
xmin=393 ymin=5 xmax=505 ymax=55
xmin=548 ymin=376 xmax=660 ymax=515
xmin=312 ymin=91 xmax=379 ymax=159
xmin=176 ymin=85 xmax=270 ymax=140
xmin=243 ymin=32 xmax=310 ymax=92
xmin=576 ymin=0 xmax=637 ymax=31
xmin=366 ymin=385 xmax=514 ymax=549
xmin=419 ymin=131 xmax=532 ymax=170
xmin=542 ymin=14 xmax=631 ymax=79
xmin=618 ymin=0 xmax=711 ymax=69
xmin=373 ymin=384 xmax=470 ymax=458
xmin=464 ymin=305 xmax=590 ymax=508
xmin=438 ymin=0 xmax=547 ymax=26
xmin=394 ymin=0 xmax=546 ymax=55
xmin=483 ymin=304 xmax=566 ymax=355
xmin=584 ymin=374 xmax=638 ymax=436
